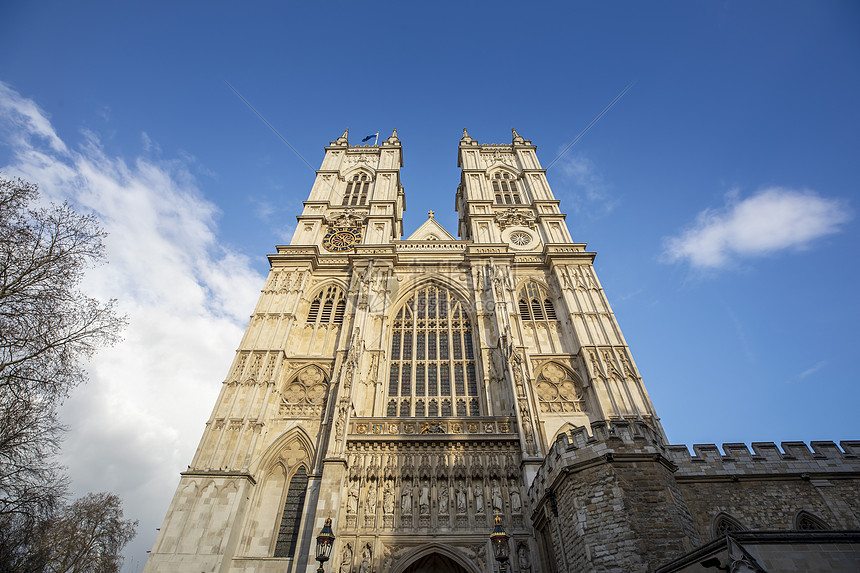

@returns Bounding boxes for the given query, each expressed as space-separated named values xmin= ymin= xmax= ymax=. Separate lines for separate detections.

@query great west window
xmin=388 ymin=284 xmax=480 ymax=417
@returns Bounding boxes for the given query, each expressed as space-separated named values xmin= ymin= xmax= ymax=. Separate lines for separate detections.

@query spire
xmin=335 ymin=127 xmax=349 ymax=145
xmin=391 ymin=127 xmax=398 ymax=139
xmin=512 ymin=127 xmax=525 ymax=144
xmin=385 ymin=127 xmax=400 ymax=144
xmin=461 ymin=127 xmax=473 ymax=143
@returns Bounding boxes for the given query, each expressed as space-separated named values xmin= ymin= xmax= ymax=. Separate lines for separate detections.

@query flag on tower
xmin=361 ymin=132 xmax=379 ymax=143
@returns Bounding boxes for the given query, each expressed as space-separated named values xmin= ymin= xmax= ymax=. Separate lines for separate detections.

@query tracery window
xmin=307 ymin=285 xmax=346 ymax=325
xmin=273 ymin=466 xmax=308 ymax=557
xmin=492 ymin=172 xmax=521 ymax=205
xmin=343 ymin=173 xmax=370 ymax=206
xmin=534 ymin=363 xmax=584 ymax=413
xmin=518 ymin=282 xmax=558 ymax=322
xmin=711 ymin=513 xmax=744 ymax=539
xmin=388 ymin=284 xmax=479 ymax=417
xmin=795 ymin=510 xmax=828 ymax=530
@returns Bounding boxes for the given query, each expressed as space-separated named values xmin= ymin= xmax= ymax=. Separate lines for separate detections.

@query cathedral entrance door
xmin=400 ymin=552 xmax=471 ymax=573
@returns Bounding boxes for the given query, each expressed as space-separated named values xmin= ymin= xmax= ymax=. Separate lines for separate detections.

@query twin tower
xmin=144 ymin=130 xmax=860 ymax=573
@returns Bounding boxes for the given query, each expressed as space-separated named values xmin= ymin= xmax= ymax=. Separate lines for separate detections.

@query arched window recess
xmin=273 ymin=465 xmax=309 ymax=558
xmin=491 ymin=171 xmax=522 ymax=205
xmin=518 ymin=281 xmax=558 ymax=322
xmin=342 ymin=172 xmax=371 ymax=206
xmin=387 ymin=283 xmax=480 ymax=417
xmin=307 ymin=285 xmax=347 ymax=325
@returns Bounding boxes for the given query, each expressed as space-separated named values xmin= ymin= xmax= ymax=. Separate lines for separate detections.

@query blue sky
xmin=1 ymin=1 xmax=859 ymax=570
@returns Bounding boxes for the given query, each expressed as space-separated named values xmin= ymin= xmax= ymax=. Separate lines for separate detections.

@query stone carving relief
xmin=279 ymin=365 xmax=328 ymax=417
xmin=517 ymin=543 xmax=531 ymax=572
xmin=339 ymin=543 xmax=353 ymax=573
xmin=535 ymin=363 xmax=584 ymax=413
xmin=359 ymin=543 xmax=372 ymax=573
xmin=495 ymin=208 xmax=536 ymax=230
xmin=326 ymin=208 xmax=367 ymax=229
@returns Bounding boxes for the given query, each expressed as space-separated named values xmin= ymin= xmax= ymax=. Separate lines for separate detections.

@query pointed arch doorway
xmin=401 ymin=553 xmax=471 ymax=573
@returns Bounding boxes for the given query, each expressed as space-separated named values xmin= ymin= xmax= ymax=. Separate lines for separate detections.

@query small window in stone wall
xmin=795 ymin=510 xmax=829 ymax=530
xmin=711 ymin=513 xmax=744 ymax=539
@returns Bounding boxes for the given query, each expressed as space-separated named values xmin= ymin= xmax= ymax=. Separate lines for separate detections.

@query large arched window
xmin=518 ymin=282 xmax=558 ymax=322
xmin=343 ymin=173 xmax=370 ymax=206
xmin=307 ymin=285 xmax=346 ymax=325
xmin=273 ymin=466 xmax=308 ymax=557
xmin=492 ymin=172 xmax=521 ymax=205
xmin=388 ymin=284 xmax=479 ymax=417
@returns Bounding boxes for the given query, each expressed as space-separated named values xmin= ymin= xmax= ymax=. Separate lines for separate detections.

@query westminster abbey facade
xmin=144 ymin=130 xmax=860 ymax=573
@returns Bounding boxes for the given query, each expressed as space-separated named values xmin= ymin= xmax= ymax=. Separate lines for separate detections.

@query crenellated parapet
xmin=666 ymin=440 xmax=860 ymax=480
xmin=527 ymin=419 xmax=669 ymax=505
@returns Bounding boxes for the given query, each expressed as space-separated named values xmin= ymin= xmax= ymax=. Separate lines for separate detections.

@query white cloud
xmin=663 ymin=187 xmax=852 ymax=269
xmin=797 ymin=361 xmax=827 ymax=381
xmin=0 ymin=82 xmax=265 ymax=570
xmin=554 ymin=152 xmax=617 ymax=213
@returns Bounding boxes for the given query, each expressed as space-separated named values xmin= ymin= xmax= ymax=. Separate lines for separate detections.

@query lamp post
xmin=490 ymin=512 xmax=510 ymax=573
xmin=315 ymin=517 xmax=335 ymax=573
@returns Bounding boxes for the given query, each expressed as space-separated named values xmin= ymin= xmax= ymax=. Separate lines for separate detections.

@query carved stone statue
xmin=456 ymin=481 xmax=467 ymax=514
xmin=401 ymin=481 xmax=413 ymax=515
xmin=419 ymin=480 xmax=430 ymax=515
xmin=383 ymin=481 xmax=394 ymax=515
xmin=492 ymin=480 xmax=503 ymax=512
xmin=359 ymin=544 xmax=372 ymax=573
xmin=438 ymin=481 xmax=449 ymax=514
xmin=510 ymin=486 xmax=522 ymax=513
xmin=366 ymin=482 xmax=377 ymax=512
xmin=518 ymin=544 xmax=531 ymax=572
xmin=474 ymin=483 xmax=485 ymax=514
xmin=347 ymin=482 xmax=359 ymax=514
xmin=340 ymin=544 xmax=353 ymax=573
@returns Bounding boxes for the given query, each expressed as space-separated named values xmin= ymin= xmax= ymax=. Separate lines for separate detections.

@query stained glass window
xmin=273 ymin=466 xmax=308 ymax=558
xmin=387 ymin=284 xmax=480 ymax=417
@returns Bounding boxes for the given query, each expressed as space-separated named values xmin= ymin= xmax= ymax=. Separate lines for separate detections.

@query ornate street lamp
xmin=315 ymin=517 xmax=335 ymax=573
xmin=490 ymin=512 xmax=510 ymax=573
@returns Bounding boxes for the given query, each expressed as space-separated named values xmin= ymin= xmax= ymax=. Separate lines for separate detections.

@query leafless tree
xmin=0 ymin=174 xmax=125 ymax=522
xmin=0 ymin=493 xmax=137 ymax=573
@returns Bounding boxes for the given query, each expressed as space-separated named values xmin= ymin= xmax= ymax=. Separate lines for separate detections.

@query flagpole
xmin=375 ymin=132 xmax=379 ymax=146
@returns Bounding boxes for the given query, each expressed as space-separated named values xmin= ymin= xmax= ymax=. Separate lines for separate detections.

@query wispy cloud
xmin=663 ymin=187 xmax=851 ymax=269
xmin=554 ymin=152 xmax=617 ymax=213
xmin=797 ymin=361 xmax=827 ymax=381
xmin=0 ymin=81 xmax=264 ymax=568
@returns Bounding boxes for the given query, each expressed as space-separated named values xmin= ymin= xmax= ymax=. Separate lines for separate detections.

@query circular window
xmin=510 ymin=231 xmax=532 ymax=246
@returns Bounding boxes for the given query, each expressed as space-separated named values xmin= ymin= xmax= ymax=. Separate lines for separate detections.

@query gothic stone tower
xmin=143 ymin=128 xmax=682 ymax=573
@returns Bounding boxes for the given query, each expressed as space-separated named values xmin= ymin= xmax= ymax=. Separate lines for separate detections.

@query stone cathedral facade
xmin=144 ymin=130 xmax=860 ymax=573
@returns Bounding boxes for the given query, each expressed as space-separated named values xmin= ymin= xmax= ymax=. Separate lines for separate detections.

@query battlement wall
xmin=666 ymin=440 xmax=860 ymax=479
xmin=527 ymin=420 xmax=860 ymax=568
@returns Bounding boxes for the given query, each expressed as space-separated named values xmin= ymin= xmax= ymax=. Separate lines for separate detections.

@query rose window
xmin=510 ymin=231 xmax=532 ymax=246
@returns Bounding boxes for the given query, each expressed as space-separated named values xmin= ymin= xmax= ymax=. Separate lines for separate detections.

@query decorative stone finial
xmin=462 ymin=127 xmax=470 ymax=139
xmin=512 ymin=127 xmax=520 ymax=138
xmin=335 ymin=127 xmax=349 ymax=144
xmin=391 ymin=127 xmax=398 ymax=138
xmin=428 ymin=210 xmax=435 ymax=219
xmin=512 ymin=127 xmax=524 ymax=143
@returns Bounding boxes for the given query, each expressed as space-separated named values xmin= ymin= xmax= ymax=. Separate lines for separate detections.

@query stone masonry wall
xmin=666 ymin=440 xmax=860 ymax=540
xmin=529 ymin=421 xmax=700 ymax=572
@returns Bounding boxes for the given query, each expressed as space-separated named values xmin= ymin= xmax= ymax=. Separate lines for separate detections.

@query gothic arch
xmin=710 ymin=512 xmax=745 ymax=539
xmin=391 ymin=277 xmax=475 ymax=322
xmin=794 ymin=509 xmax=829 ymax=530
xmin=484 ymin=164 xmax=521 ymax=179
xmin=305 ymin=283 xmax=348 ymax=325
xmin=250 ymin=425 xmax=315 ymax=477
xmin=390 ymin=543 xmax=482 ymax=573
xmin=339 ymin=164 xmax=376 ymax=181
